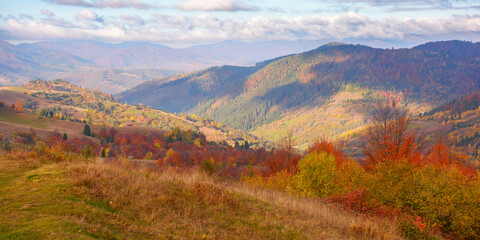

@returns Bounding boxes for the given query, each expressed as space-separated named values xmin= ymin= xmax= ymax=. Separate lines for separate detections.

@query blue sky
xmin=0 ymin=0 xmax=479 ymax=47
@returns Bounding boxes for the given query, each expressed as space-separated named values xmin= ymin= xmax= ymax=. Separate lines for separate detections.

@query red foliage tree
xmin=426 ymin=140 xmax=477 ymax=179
xmin=46 ymin=131 xmax=64 ymax=148
xmin=307 ymin=138 xmax=345 ymax=165
xmin=265 ymin=132 xmax=301 ymax=175
xmin=99 ymin=127 xmax=108 ymax=139
xmin=363 ymin=102 xmax=423 ymax=169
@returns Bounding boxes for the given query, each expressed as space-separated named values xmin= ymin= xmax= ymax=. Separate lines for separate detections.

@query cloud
xmin=19 ymin=14 xmax=35 ymax=20
xmin=41 ymin=9 xmax=55 ymax=17
xmin=326 ymin=0 xmax=480 ymax=12
xmin=120 ymin=14 xmax=145 ymax=26
xmin=75 ymin=9 xmax=102 ymax=22
xmin=332 ymin=0 xmax=451 ymax=7
xmin=176 ymin=0 xmax=256 ymax=11
xmin=1 ymin=12 xmax=479 ymax=45
xmin=44 ymin=0 xmax=155 ymax=9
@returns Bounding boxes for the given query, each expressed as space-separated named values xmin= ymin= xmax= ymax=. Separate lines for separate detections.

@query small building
xmin=2 ymin=138 xmax=9 ymax=144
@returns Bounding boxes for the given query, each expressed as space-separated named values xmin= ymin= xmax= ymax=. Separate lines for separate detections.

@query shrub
xmin=365 ymin=160 xmax=480 ymax=239
xmin=242 ymin=169 xmax=295 ymax=192
xmin=292 ymin=151 xmax=343 ymax=197
xmin=399 ymin=218 xmax=438 ymax=240
xmin=201 ymin=157 xmax=221 ymax=176
xmin=307 ymin=138 xmax=345 ymax=165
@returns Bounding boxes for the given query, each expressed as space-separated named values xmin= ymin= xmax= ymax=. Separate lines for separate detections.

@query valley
xmin=120 ymin=41 xmax=480 ymax=149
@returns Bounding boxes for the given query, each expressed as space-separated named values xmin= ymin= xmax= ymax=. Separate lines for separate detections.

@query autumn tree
xmin=363 ymin=102 xmax=423 ymax=168
xmin=107 ymin=127 xmax=118 ymax=143
xmin=266 ymin=131 xmax=301 ymax=175
xmin=426 ymin=140 xmax=477 ymax=179
xmin=81 ymin=144 xmax=93 ymax=159
xmin=166 ymin=127 xmax=182 ymax=143
xmin=159 ymin=149 xmax=185 ymax=168
xmin=46 ymin=131 xmax=64 ymax=149
xmin=15 ymin=99 xmax=23 ymax=112
xmin=99 ymin=127 xmax=107 ymax=139
xmin=307 ymin=138 xmax=345 ymax=165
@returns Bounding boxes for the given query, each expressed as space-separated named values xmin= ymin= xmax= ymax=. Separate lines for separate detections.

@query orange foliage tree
xmin=15 ymin=99 xmax=23 ymax=112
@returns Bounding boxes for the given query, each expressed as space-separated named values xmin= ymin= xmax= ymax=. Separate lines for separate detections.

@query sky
xmin=0 ymin=0 xmax=479 ymax=48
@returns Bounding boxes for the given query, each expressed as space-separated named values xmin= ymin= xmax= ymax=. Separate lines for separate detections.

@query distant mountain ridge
xmin=119 ymin=40 xmax=480 ymax=145
xmin=0 ymin=39 xmax=328 ymax=94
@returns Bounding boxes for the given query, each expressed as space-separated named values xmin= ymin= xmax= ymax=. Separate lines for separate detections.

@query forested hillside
xmin=0 ymin=80 xmax=266 ymax=148
xmin=120 ymin=41 xmax=480 ymax=145
xmin=420 ymin=90 xmax=480 ymax=167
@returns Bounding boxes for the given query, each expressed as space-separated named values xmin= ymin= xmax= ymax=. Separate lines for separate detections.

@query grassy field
xmin=0 ymin=86 xmax=27 ymax=93
xmin=0 ymin=151 xmax=402 ymax=239
xmin=0 ymin=110 xmax=49 ymax=129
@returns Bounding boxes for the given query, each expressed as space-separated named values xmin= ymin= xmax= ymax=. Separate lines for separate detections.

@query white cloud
xmin=120 ymin=14 xmax=145 ymax=26
xmin=323 ymin=0 xmax=480 ymax=12
xmin=176 ymin=0 xmax=256 ymax=11
xmin=1 ymin=12 xmax=479 ymax=45
xmin=44 ymin=0 xmax=155 ymax=9
xmin=40 ymin=9 xmax=55 ymax=17
xmin=75 ymin=9 xmax=101 ymax=22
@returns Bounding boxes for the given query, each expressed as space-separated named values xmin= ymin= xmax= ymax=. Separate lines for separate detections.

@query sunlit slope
xmin=120 ymin=41 xmax=480 ymax=146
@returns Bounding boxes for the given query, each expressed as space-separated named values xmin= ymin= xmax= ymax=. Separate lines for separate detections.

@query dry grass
xmin=156 ymin=170 xmax=402 ymax=240
xmin=0 ymin=150 xmax=403 ymax=239
xmin=70 ymin=160 xmax=403 ymax=239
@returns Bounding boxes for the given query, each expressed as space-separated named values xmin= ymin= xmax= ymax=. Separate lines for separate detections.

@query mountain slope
xmin=0 ymin=40 xmax=179 ymax=93
xmin=184 ymin=39 xmax=330 ymax=66
xmin=119 ymin=40 xmax=480 ymax=145
xmin=118 ymin=64 xmax=267 ymax=113
xmin=21 ymin=40 xmax=213 ymax=70
xmin=0 ymin=40 xmax=93 ymax=85
xmin=2 ymin=39 xmax=324 ymax=93
xmin=420 ymin=90 xmax=480 ymax=166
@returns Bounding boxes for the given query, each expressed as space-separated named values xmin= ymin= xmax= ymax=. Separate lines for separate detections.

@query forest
xmin=120 ymin=41 xmax=480 ymax=135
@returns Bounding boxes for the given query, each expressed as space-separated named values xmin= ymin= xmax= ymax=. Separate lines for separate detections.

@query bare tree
xmin=363 ymin=101 xmax=424 ymax=168
xmin=266 ymin=130 xmax=300 ymax=175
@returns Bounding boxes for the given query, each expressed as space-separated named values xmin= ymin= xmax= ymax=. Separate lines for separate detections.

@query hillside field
xmin=0 ymin=150 xmax=401 ymax=239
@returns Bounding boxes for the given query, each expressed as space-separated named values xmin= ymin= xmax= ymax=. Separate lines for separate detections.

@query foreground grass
xmin=0 ymin=152 xmax=402 ymax=239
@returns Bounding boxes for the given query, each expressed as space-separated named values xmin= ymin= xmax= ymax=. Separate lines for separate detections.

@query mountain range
xmin=119 ymin=40 xmax=480 ymax=146
xmin=0 ymin=39 xmax=327 ymax=93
